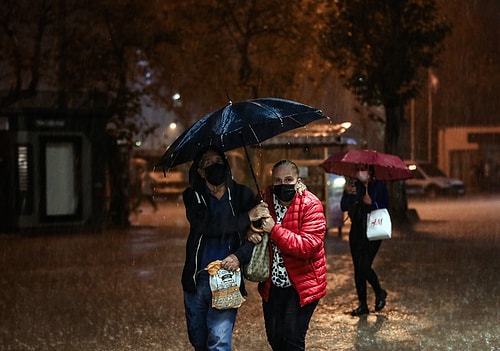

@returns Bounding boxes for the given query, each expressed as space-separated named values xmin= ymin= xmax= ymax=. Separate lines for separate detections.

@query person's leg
xmin=283 ymin=289 xmax=318 ymax=351
xmin=366 ymin=240 xmax=387 ymax=311
xmin=206 ymin=305 xmax=238 ymax=351
xmin=263 ymin=285 xmax=318 ymax=351
xmin=263 ymin=285 xmax=286 ymax=350
xmin=184 ymin=283 xmax=210 ymax=350
xmin=366 ymin=240 xmax=382 ymax=294
xmin=350 ymin=234 xmax=368 ymax=312
xmin=185 ymin=274 xmax=239 ymax=351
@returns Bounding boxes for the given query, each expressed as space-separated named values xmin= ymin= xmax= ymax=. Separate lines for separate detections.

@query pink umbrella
xmin=320 ymin=149 xmax=413 ymax=181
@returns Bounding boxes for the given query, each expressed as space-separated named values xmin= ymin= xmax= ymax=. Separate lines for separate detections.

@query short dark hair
xmin=195 ymin=145 xmax=226 ymax=168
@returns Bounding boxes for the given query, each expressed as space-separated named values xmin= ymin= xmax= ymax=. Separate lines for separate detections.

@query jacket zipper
xmin=193 ymin=235 xmax=203 ymax=287
xmin=192 ymin=190 xmax=206 ymax=287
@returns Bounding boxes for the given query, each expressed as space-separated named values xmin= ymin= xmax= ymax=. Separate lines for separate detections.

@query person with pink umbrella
xmin=321 ymin=149 xmax=411 ymax=316
xmin=341 ymin=163 xmax=389 ymax=316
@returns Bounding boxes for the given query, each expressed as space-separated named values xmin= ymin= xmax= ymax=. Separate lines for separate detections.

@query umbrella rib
xmin=244 ymin=115 xmax=314 ymax=145
xmin=286 ymin=115 xmax=310 ymax=126
xmin=248 ymin=125 xmax=262 ymax=144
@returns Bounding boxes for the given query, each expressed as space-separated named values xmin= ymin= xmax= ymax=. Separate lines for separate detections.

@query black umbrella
xmin=156 ymin=97 xmax=329 ymax=193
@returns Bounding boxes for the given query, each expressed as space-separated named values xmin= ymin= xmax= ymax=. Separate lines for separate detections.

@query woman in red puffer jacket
xmin=248 ymin=159 xmax=327 ymax=351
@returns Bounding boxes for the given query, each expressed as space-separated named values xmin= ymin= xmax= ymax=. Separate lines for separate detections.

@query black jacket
xmin=181 ymin=148 xmax=259 ymax=294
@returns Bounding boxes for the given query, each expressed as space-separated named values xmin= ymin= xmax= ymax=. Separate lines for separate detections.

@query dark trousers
xmin=263 ymin=285 xmax=318 ymax=351
xmin=349 ymin=232 xmax=382 ymax=306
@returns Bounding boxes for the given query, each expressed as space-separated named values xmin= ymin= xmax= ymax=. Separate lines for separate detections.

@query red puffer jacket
xmin=258 ymin=186 xmax=327 ymax=307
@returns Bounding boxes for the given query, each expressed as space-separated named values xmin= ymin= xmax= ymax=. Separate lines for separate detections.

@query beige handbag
xmin=243 ymin=232 xmax=270 ymax=282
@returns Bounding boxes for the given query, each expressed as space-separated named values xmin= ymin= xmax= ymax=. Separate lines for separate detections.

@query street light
xmin=172 ymin=93 xmax=182 ymax=107
xmin=428 ymin=68 xmax=439 ymax=162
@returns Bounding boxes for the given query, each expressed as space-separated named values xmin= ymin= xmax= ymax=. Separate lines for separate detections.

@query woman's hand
xmin=261 ymin=217 xmax=275 ymax=233
xmin=362 ymin=185 xmax=372 ymax=205
xmin=295 ymin=179 xmax=307 ymax=195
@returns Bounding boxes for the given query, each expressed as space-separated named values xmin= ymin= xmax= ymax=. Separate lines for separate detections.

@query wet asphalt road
xmin=0 ymin=194 xmax=499 ymax=350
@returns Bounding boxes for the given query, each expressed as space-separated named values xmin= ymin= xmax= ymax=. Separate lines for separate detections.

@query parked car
xmin=405 ymin=161 xmax=465 ymax=197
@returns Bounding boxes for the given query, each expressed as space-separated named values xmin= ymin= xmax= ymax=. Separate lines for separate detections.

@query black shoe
xmin=375 ymin=289 xmax=387 ymax=311
xmin=351 ymin=305 xmax=369 ymax=316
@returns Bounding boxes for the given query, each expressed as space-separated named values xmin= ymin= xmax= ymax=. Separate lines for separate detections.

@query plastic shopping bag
xmin=366 ymin=208 xmax=392 ymax=241
xmin=206 ymin=260 xmax=245 ymax=310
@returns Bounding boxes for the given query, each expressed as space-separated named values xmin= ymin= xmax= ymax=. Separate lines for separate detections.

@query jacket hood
xmin=188 ymin=146 xmax=233 ymax=192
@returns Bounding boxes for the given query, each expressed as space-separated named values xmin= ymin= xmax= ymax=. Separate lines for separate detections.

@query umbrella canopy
xmin=320 ymin=149 xmax=413 ymax=181
xmin=156 ymin=98 xmax=328 ymax=169
xmin=156 ymin=98 xmax=328 ymax=195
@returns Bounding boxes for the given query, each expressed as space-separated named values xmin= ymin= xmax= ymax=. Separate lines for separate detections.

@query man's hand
xmin=248 ymin=202 xmax=270 ymax=222
xmin=221 ymin=254 xmax=240 ymax=272
xmin=247 ymin=230 xmax=264 ymax=244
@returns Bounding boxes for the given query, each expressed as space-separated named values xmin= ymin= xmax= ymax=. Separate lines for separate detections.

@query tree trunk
xmin=107 ymin=138 xmax=131 ymax=227
xmin=384 ymin=101 xmax=409 ymax=223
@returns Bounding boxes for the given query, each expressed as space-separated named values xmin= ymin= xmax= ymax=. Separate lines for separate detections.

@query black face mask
xmin=273 ymin=184 xmax=296 ymax=202
xmin=204 ymin=163 xmax=227 ymax=186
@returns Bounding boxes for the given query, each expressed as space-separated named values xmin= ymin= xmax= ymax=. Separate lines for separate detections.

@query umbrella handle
xmin=250 ymin=221 xmax=265 ymax=233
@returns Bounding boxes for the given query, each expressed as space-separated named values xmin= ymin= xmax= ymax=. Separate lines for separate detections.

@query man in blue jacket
xmin=181 ymin=146 xmax=268 ymax=351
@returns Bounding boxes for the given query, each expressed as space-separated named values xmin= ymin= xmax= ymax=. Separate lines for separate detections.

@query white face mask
xmin=357 ymin=170 xmax=370 ymax=183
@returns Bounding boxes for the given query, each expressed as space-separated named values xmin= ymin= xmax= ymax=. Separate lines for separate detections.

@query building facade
xmin=437 ymin=126 xmax=500 ymax=192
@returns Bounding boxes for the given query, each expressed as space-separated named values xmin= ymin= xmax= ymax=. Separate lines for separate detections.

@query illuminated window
xmin=16 ymin=144 xmax=34 ymax=214
xmin=40 ymin=137 xmax=83 ymax=221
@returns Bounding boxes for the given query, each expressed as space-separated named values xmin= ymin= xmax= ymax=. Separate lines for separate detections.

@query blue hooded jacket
xmin=181 ymin=146 xmax=259 ymax=294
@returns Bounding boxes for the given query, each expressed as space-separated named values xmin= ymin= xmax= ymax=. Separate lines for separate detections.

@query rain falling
xmin=0 ymin=0 xmax=498 ymax=350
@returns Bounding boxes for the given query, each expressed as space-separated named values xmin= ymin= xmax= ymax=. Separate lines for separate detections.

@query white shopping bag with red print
xmin=366 ymin=208 xmax=392 ymax=241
